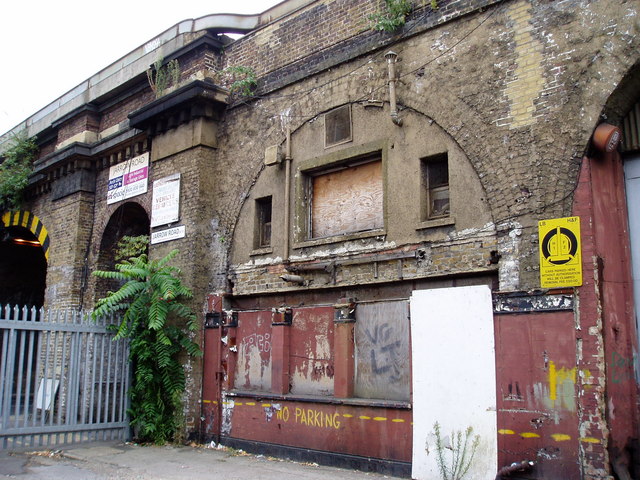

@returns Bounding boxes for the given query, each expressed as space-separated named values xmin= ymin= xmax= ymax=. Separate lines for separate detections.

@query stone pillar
xmin=271 ymin=308 xmax=292 ymax=395
xmin=333 ymin=299 xmax=356 ymax=398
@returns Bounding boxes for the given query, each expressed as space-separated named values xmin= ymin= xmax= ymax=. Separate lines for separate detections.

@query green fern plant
xmin=92 ymin=247 xmax=201 ymax=444
xmin=433 ymin=422 xmax=480 ymax=480
xmin=0 ymin=133 xmax=38 ymax=210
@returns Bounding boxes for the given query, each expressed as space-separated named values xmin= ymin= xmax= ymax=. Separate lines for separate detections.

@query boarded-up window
xmin=354 ymin=301 xmax=410 ymax=401
xmin=289 ymin=306 xmax=334 ymax=396
xmin=311 ymin=160 xmax=383 ymax=238
xmin=234 ymin=311 xmax=272 ymax=392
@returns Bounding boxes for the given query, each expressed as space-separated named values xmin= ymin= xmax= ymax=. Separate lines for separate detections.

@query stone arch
xmin=599 ymin=59 xmax=640 ymax=128
xmin=94 ymin=202 xmax=150 ymax=301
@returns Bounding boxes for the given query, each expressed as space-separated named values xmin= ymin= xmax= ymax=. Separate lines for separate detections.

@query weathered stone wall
xmin=25 ymin=190 xmax=94 ymax=309
xmin=220 ymin=0 xmax=640 ymax=292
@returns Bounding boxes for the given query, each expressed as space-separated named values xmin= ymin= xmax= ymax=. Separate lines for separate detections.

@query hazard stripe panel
xmin=1 ymin=211 xmax=50 ymax=261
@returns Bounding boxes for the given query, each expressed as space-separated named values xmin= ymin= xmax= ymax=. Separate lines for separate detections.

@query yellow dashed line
xmin=218 ymin=402 xmax=409 ymax=426
xmin=580 ymin=437 xmax=600 ymax=444
xmin=501 ymin=429 xmax=581 ymax=442
xmin=203 ymin=399 xmax=212 ymax=404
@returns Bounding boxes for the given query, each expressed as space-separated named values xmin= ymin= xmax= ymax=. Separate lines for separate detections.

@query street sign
xmin=539 ymin=216 xmax=582 ymax=288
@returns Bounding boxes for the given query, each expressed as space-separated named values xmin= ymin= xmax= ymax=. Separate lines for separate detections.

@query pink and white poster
xmin=107 ymin=152 xmax=149 ymax=204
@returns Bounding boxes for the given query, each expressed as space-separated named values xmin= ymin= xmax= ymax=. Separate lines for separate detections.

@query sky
xmin=0 ymin=1 xmax=281 ymax=135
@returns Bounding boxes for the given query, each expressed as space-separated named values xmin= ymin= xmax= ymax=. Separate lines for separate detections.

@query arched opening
xmin=0 ymin=225 xmax=47 ymax=309
xmin=95 ymin=202 xmax=150 ymax=301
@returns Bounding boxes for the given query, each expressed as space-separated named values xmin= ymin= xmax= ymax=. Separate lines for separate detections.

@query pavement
xmin=0 ymin=441 xmax=404 ymax=480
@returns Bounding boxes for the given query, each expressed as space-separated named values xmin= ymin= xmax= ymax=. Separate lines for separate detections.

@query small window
xmin=255 ymin=196 xmax=272 ymax=248
xmin=324 ymin=105 xmax=352 ymax=148
xmin=310 ymin=159 xmax=383 ymax=239
xmin=422 ymin=154 xmax=450 ymax=220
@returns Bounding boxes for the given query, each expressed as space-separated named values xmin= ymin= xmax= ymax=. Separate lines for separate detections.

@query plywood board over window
xmin=354 ymin=300 xmax=410 ymax=401
xmin=311 ymin=160 xmax=383 ymax=238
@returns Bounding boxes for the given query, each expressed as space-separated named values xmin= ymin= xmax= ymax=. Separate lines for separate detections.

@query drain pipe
xmin=283 ymin=126 xmax=292 ymax=262
xmin=385 ymin=51 xmax=402 ymax=126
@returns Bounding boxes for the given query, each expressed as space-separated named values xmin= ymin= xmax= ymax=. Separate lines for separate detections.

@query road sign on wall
xmin=538 ymin=216 xmax=582 ymax=288
xmin=106 ymin=152 xmax=149 ymax=204
xmin=151 ymin=173 xmax=181 ymax=227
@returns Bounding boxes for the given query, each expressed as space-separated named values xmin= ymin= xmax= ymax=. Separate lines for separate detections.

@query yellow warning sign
xmin=539 ymin=216 xmax=582 ymax=288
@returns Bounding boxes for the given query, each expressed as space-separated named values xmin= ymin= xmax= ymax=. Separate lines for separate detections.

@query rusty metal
xmin=493 ymin=292 xmax=573 ymax=314
xmin=495 ymin=310 xmax=580 ymax=479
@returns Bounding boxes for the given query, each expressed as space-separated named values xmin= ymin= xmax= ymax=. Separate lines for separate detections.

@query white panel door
xmin=410 ymin=285 xmax=497 ymax=480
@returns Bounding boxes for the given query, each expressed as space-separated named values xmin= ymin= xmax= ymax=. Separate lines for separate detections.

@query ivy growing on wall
xmin=92 ymin=243 xmax=201 ymax=444
xmin=0 ymin=133 xmax=38 ymax=211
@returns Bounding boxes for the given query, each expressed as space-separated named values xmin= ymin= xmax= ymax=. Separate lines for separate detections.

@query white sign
xmin=151 ymin=173 xmax=181 ymax=227
xmin=151 ymin=225 xmax=186 ymax=244
xmin=107 ymin=152 xmax=149 ymax=205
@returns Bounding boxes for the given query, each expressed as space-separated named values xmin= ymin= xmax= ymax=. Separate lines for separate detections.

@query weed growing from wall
xmin=220 ymin=66 xmax=258 ymax=97
xmin=369 ymin=0 xmax=413 ymax=32
xmin=433 ymin=422 xmax=480 ymax=480
xmin=92 ymin=244 xmax=201 ymax=444
xmin=369 ymin=0 xmax=438 ymax=32
xmin=0 ymin=133 xmax=38 ymax=211
xmin=147 ymin=58 xmax=181 ymax=98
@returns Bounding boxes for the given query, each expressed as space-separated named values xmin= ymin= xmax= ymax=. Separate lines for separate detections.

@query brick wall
xmin=12 ymin=0 xmax=640 ymax=465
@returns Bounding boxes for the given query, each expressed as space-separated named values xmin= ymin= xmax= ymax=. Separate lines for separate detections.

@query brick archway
xmin=1 ymin=210 xmax=50 ymax=261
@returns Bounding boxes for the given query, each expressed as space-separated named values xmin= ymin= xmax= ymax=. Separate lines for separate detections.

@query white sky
xmin=0 ymin=1 xmax=281 ymax=135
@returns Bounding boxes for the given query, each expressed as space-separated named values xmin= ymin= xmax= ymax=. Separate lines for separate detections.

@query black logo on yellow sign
xmin=541 ymin=227 xmax=579 ymax=266
xmin=538 ymin=216 xmax=582 ymax=288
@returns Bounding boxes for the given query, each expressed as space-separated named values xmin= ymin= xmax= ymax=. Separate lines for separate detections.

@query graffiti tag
xmin=363 ymin=323 xmax=402 ymax=381
xmin=611 ymin=351 xmax=636 ymax=384
xmin=243 ymin=333 xmax=271 ymax=353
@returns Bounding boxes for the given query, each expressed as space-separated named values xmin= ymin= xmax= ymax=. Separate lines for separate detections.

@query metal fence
xmin=0 ymin=305 xmax=130 ymax=450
